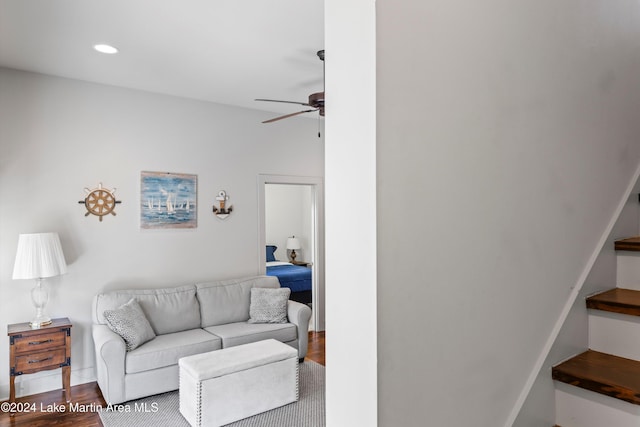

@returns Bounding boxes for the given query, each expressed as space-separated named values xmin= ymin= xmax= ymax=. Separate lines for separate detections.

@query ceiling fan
xmin=256 ymin=50 xmax=324 ymax=124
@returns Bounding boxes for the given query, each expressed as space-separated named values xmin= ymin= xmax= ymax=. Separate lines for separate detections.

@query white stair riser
xmin=555 ymin=383 xmax=640 ymax=427
xmin=589 ymin=310 xmax=640 ymax=361
xmin=617 ymin=254 xmax=640 ymax=290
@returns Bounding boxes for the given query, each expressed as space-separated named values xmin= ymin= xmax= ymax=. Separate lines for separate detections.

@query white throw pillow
xmin=103 ymin=298 xmax=156 ymax=351
xmin=248 ymin=287 xmax=291 ymax=324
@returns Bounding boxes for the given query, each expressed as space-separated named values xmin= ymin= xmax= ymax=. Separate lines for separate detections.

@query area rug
xmin=98 ymin=360 xmax=325 ymax=427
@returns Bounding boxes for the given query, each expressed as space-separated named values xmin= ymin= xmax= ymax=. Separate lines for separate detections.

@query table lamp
xmin=287 ymin=236 xmax=301 ymax=263
xmin=12 ymin=232 xmax=67 ymax=328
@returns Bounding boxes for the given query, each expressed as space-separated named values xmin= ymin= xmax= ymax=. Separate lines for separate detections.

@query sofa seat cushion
xmin=204 ymin=322 xmax=297 ymax=349
xmin=125 ymin=329 xmax=222 ymax=374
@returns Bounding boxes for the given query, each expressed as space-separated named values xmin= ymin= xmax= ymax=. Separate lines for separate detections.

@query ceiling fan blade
xmin=255 ymin=98 xmax=312 ymax=107
xmin=262 ymin=109 xmax=317 ymax=124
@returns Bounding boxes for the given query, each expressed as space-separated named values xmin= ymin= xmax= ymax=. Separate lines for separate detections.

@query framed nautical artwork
xmin=140 ymin=171 xmax=197 ymax=229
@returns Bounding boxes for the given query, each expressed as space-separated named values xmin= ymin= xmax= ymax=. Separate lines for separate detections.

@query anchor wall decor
xmin=212 ymin=190 xmax=233 ymax=219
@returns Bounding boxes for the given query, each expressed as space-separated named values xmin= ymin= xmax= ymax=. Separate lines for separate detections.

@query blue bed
xmin=266 ymin=245 xmax=312 ymax=304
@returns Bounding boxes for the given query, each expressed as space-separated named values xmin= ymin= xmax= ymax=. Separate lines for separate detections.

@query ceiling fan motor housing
xmin=309 ymin=92 xmax=325 ymax=116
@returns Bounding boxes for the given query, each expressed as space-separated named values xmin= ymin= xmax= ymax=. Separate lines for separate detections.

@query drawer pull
xmin=29 ymin=339 xmax=53 ymax=345
xmin=28 ymin=357 xmax=53 ymax=364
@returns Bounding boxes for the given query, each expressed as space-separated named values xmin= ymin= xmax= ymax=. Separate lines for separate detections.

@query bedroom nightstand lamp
xmin=287 ymin=236 xmax=301 ymax=263
xmin=12 ymin=233 xmax=67 ymax=329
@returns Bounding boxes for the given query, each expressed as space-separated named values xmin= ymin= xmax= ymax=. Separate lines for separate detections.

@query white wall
xmin=0 ymin=68 xmax=323 ymax=399
xmin=375 ymin=1 xmax=640 ymax=426
xmin=265 ymin=184 xmax=312 ymax=262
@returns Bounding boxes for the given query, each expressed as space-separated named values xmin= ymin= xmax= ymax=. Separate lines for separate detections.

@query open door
xmin=258 ymin=175 xmax=325 ymax=331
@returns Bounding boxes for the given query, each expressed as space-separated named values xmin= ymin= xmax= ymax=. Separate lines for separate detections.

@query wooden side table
xmin=291 ymin=260 xmax=311 ymax=267
xmin=7 ymin=317 xmax=72 ymax=405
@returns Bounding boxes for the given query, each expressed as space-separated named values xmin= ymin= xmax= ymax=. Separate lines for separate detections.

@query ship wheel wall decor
xmin=79 ymin=183 xmax=121 ymax=221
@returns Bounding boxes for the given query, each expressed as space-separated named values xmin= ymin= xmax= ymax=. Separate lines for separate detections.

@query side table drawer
xmin=15 ymin=348 xmax=66 ymax=373
xmin=13 ymin=331 xmax=66 ymax=353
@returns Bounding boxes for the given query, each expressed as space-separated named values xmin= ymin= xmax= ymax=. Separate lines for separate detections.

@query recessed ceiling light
xmin=93 ymin=44 xmax=118 ymax=54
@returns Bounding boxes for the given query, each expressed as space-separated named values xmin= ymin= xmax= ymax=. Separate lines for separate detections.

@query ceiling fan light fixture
xmin=93 ymin=44 xmax=119 ymax=54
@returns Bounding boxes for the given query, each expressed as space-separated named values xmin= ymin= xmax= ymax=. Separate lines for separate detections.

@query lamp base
xmin=30 ymin=279 xmax=51 ymax=329
xmin=289 ymin=249 xmax=297 ymax=263
xmin=30 ymin=317 xmax=52 ymax=329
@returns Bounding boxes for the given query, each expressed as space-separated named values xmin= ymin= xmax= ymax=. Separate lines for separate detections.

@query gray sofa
xmin=91 ymin=275 xmax=311 ymax=404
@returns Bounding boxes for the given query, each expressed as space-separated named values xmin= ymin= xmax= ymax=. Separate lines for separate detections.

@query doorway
xmin=257 ymin=174 xmax=325 ymax=331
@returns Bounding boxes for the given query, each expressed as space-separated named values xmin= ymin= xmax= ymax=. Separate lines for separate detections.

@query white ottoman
xmin=179 ymin=339 xmax=299 ymax=427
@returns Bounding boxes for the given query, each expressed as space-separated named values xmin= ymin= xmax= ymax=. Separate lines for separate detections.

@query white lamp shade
xmin=12 ymin=233 xmax=67 ymax=279
xmin=286 ymin=237 xmax=301 ymax=250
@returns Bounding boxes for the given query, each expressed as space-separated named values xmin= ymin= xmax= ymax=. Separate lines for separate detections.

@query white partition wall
xmin=324 ymin=0 xmax=377 ymax=425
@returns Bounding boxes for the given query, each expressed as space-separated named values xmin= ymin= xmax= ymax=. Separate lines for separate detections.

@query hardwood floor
xmin=0 ymin=331 xmax=325 ymax=427
xmin=305 ymin=331 xmax=325 ymax=366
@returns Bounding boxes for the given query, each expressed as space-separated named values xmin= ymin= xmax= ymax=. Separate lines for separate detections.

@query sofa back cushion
xmin=92 ymin=284 xmax=200 ymax=335
xmin=196 ymin=276 xmax=279 ymax=327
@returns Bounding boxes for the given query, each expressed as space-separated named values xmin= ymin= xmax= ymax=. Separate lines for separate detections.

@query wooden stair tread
xmin=587 ymin=288 xmax=640 ymax=316
xmin=615 ymin=237 xmax=640 ymax=251
xmin=552 ymin=350 xmax=640 ymax=405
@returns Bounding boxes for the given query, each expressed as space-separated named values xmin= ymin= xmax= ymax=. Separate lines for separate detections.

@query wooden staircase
xmin=552 ymin=237 xmax=640 ymax=426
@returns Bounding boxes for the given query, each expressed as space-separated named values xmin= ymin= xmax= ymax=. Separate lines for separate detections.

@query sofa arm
xmin=287 ymin=300 xmax=312 ymax=359
xmin=92 ymin=324 xmax=127 ymax=404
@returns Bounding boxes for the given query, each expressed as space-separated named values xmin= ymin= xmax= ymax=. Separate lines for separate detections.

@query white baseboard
xmin=0 ymin=366 xmax=96 ymax=401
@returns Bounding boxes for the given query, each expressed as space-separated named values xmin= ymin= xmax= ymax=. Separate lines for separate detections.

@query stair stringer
xmin=506 ymin=162 xmax=640 ymax=427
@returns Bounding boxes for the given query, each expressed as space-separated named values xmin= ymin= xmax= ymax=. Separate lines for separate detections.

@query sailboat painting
xmin=140 ymin=171 xmax=197 ymax=229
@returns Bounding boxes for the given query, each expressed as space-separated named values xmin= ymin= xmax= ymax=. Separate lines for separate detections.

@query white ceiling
xmin=0 ymin=0 xmax=324 ymax=121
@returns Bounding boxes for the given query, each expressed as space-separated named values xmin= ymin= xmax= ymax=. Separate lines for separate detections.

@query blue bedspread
xmin=266 ymin=264 xmax=312 ymax=293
